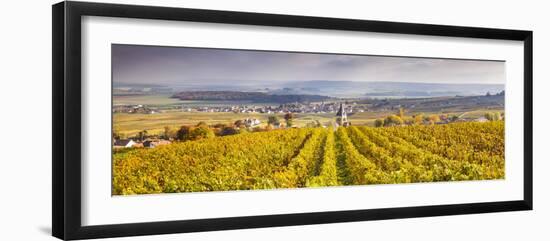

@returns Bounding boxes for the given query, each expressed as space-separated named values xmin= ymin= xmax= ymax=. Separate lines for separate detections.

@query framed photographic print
xmin=52 ymin=1 xmax=533 ymax=240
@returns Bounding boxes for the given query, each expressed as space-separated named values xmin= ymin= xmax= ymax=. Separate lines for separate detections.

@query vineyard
xmin=113 ymin=121 xmax=504 ymax=195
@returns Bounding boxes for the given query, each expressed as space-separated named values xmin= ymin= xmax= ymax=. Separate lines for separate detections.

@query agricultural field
xmin=113 ymin=112 xmax=340 ymax=137
xmin=112 ymin=93 xmax=504 ymax=137
xmin=113 ymin=94 xmax=184 ymax=106
xmin=113 ymin=109 xmax=504 ymax=137
xmin=113 ymin=121 xmax=505 ymax=195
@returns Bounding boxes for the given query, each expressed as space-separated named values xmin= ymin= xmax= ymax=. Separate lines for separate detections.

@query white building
xmin=243 ymin=118 xmax=261 ymax=127
xmin=113 ymin=139 xmax=136 ymax=148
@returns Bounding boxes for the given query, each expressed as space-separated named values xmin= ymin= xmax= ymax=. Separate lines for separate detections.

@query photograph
xmin=111 ymin=44 xmax=506 ymax=195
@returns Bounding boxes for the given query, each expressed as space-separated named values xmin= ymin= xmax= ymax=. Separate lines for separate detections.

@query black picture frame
xmin=52 ymin=1 xmax=533 ymax=240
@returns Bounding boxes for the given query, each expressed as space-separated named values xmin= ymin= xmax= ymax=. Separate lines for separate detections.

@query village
xmin=113 ymin=90 xmax=505 ymax=117
xmin=112 ymin=98 xmax=503 ymax=150
xmin=112 ymin=92 xmax=506 ymax=149
xmin=113 ymin=101 xmax=365 ymax=115
xmin=113 ymin=102 xmax=349 ymax=148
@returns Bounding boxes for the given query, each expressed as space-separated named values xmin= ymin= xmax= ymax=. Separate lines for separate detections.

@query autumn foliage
xmin=113 ymin=121 xmax=505 ymax=195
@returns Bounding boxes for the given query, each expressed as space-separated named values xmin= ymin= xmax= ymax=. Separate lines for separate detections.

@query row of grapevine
xmin=113 ymin=128 xmax=312 ymax=194
xmin=113 ymin=122 xmax=505 ymax=195
xmin=346 ymin=126 xmax=440 ymax=184
xmin=306 ymin=129 xmax=339 ymax=187
xmin=346 ymin=127 xmax=401 ymax=172
xmin=334 ymin=128 xmax=390 ymax=184
xmin=391 ymin=122 xmax=504 ymax=156
xmin=272 ymin=128 xmax=328 ymax=188
xmin=356 ymin=126 xmax=485 ymax=181
xmin=380 ymin=122 xmax=504 ymax=179
xmin=345 ymin=127 xmax=439 ymax=183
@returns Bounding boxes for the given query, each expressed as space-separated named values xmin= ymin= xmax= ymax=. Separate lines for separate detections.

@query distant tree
xmin=210 ymin=123 xmax=226 ymax=136
xmin=284 ymin=113 xmax=294 ymax=121
xmin=414 ymin=114 xmax=424 ymax=125
xmin=485 ymin=112 xmax=501 ymax=121
xmin=286 ymin=119 xmax=294 ymax=128
xmin=176 ymin=126 xmax=192 ymax=140
xmin=284 ymin=112 xmax=295 ymax=127
xmin=486 ymin=91 xmax=491 ymax=96
xmin=426 ymin=114 xmax=440 ymax=125
xmin=188 ymin=126 xmax=215 ymax=140
xmin=137 ymin=130 xmax=148 ymax=141
xmin=374 ymin=119 xmax=385 ymax=127
xmin=163 ymin=126 xmax=170 ymax=138
xmin=234 ymin=120 xmax=245 ymax=128
xmin=450 ymin=115 xmax=460 ymax=122
xmin=220 ymin=126 xmax=239 ymax=136
xmin=163 ymin=126 xmax=176 ymax=140
xmin=398 ymin=107 xmax=405 ymax=119
xmin=403 ymin=117 xmax=414 ymax=125
xmin=267 ymin=115 xmax=280 ymax=125
xmin=383 ymin=115 xmax=403 ymax=126
xmin=113 ymin=126 xmax=122 ymax=140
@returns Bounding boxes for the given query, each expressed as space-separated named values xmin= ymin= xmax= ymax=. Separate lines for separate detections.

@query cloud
xmin=112 ymin=44 xmax=505 ymax=85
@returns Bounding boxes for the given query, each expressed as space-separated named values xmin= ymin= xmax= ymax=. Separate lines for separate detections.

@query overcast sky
xmin=112 ymin=44 xmax=505 ymax=86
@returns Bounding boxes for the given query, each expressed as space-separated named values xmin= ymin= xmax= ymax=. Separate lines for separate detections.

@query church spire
xmin=336 ymin=103 xmax=349 ymax=127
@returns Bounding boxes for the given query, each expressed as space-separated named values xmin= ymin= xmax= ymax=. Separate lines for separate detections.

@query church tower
xmin=336 ymin=103 xmax=349 ymax=127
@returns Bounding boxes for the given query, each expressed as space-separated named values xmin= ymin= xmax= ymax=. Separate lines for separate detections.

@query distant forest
xmin=171 ymin=91 xmax=331 ymax=103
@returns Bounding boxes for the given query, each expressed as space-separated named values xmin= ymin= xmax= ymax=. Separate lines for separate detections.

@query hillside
xmin=363 ymin=93 xmax=505 ymax=112
xmin=278 ymin=80 xmax=505 ymax=98
xmin=171 ymin=91 xmax=331 ymax=103
xmin=113 ymin=121 xmax=504 ymax=195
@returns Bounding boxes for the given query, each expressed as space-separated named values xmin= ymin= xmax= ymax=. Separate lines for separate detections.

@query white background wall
xmin=0 ymin=0 xmax=547 ymax=240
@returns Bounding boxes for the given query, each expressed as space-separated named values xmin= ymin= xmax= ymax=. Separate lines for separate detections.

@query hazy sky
xmin=112 ymin=44 xmax=505 ymax=86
